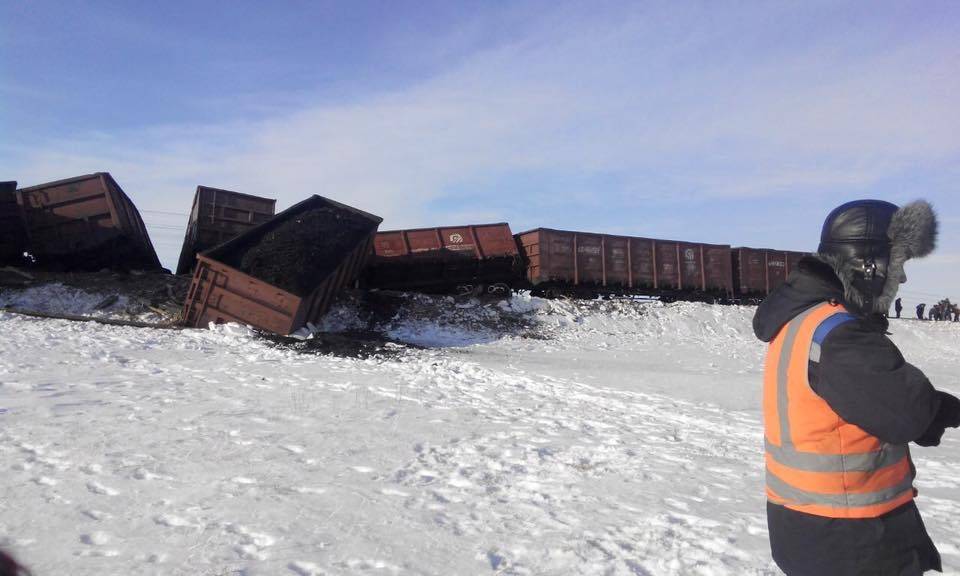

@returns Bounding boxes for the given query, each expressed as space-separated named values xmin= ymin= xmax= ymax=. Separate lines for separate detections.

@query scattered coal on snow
xmin=0 ymin=292 xmax=958 ymax=575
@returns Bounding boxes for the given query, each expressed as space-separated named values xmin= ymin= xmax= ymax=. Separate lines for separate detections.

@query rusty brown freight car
xmin=182 ymin=195 xmax=381 ymax=336
xmin=516 ymin=228 xmax=733 ymax=299
xmin=15 ymin=173 xmax=162 ymax=271
xmin=366 ymin=223 xmax=520 ymax=295
xmin=176 ymin=186 xmax=276 ymax=275
xmin=0 ymin=181 xmax=29 ymax=266
xmin=732 ymin=247 xmax=811 ymax=298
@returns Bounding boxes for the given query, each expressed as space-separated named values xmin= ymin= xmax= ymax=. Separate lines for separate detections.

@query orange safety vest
xmin=763 ymin=301 xmax=915 ymax=519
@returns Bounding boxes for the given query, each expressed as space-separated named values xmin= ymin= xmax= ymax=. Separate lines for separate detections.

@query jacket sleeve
xmin=812 ymin=321 xmax=942 ymax=445
xmin=915 ymin=392 xmax=960 ymax=447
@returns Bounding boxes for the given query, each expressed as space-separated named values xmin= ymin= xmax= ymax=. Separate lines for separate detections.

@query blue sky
xmin=2 ymin=1 xmax=958 ymax=308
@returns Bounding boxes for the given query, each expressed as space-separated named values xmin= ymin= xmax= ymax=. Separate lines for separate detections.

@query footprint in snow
xmin=154 ymin=514 xmax=196 ymax=529
xmin=288 ymin=561 xmax=326 ymax=576
xmin=80 ymin=531 xmax=111 ymax=546
xmin=380 ymin=488 xmax=409 ymax=498
xmin=227 ymin=524 xmax=276 ymax=560
xmin=230 ymin=476 xmax=258 ymax=485
xmin=86 ymin=481 xmax=119 ymax=496
xmin=82 ymin=509 xmax=111 ymax=521
xmin=75 ymin=549 xmax=120 ymax=557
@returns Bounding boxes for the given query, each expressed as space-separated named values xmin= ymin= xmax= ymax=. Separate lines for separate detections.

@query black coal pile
xmin=263 ymin=330 xmax=418 ymax=359
xmin=224 ymin=207 xmax=372 ymax=296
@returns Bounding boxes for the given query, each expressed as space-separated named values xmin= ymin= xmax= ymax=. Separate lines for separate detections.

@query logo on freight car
xmin=577 ymin=246 xmax=601 ymax=255
xmin=449 ymin=233 xmax=464 ymax=244
xmin=684 ymin=248 xmax=695 ymax=261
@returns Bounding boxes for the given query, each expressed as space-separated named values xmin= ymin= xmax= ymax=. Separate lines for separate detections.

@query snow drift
xmin=0 ymin=290 xmax=957 ymax=575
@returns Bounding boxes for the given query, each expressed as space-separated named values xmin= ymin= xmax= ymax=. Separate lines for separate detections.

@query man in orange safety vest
xmin=753 ymin=200 xmax=960 ymax=575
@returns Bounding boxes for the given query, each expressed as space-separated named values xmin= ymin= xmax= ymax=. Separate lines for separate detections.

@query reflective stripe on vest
xmin=763 ymin=302 xmax=915 ymax=519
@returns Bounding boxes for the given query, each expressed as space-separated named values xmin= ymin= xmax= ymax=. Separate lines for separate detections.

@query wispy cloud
xmin=3 ymin=2 xmax=958 ymax=279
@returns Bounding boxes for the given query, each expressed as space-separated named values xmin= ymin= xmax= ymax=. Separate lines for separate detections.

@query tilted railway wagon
xmin=0 ymin=181 xmax=29 ymax=267
xmin=176 ymin=186 xmax=276 ymax=275
xmin=15 ymin=173 xmax=162 ymax=271
xmin=515 ymin=228 xmax=734 ymax=300
xmin=366 ymin=223 xmax=521 ymax=296
xmin=182 ymin=195 xmax=381 ymax=336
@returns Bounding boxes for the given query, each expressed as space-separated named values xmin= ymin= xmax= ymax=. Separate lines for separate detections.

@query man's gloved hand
xmin=915 ymin=392 xmax=960 ymax=447
xmin=941 ymin=392 xmax=960 ymax=428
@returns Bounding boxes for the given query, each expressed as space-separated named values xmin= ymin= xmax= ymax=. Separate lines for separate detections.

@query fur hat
xmin=816 ymin=200 xmax=938 ymax=314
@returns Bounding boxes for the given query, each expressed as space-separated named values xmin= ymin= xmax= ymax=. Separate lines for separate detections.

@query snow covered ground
xmin=1 ymin=292 xmax=958 ymax=575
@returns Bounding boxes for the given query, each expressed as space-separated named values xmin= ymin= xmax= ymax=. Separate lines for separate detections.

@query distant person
xmin=895 ymin=297 xmax=903 ymax=318
xmin=929 ymin=305 xmax=937 ymax=321
xmin=954 ymin=306 xmax=959 ymax=322
xmin=917 ymin=302 xmax=926 ymax=319
xmin=753 ymin=200 xmax=959 ymax=576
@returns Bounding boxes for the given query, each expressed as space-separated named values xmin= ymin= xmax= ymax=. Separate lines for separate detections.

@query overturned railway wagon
xmin=15 ymin=173 xmax=162 ymax=271
xmin=0 ymin=181 xmax=29 ymax=267
xmin=366 ymin=223 xmax=521 ymax=296
xmin=732 ymin=247 xmax=810 ymax=299
xmin=176 ymin=186 xmax=276 ymax=275
xmin=516 ymin=228 xmax=734 ymax=300
xmin=182 ymin=195 xmax=382 ymax=336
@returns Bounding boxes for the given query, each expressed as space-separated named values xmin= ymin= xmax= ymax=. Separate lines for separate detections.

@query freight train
xmin=365 ymin=222 xmax=809 ymax=303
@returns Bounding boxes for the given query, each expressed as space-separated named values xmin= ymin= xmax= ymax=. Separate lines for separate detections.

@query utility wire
xmin=141 ymin=209 xmax=189 ymax=217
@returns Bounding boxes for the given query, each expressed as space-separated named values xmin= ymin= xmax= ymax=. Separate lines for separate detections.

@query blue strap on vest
xmin=808 ymin=310 xmax=855 ymax=364
xmin=812 ymin=312 xmax=856 ymax=345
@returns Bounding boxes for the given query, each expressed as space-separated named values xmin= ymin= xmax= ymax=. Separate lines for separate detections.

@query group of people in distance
xmin=894 ymin=297 xmax=960 ymax=321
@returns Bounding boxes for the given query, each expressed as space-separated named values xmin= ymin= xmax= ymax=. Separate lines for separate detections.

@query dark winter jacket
xmin=754 ymin=256 xmax=960 ymax=576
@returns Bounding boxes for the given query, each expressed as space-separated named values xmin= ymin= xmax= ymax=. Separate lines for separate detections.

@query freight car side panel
xmin=185 ymin=258 xmax=302 ymax=335
xmin=177 ymin=187 xmax=277 ymax=274
xmin=656 ymin=242 xmax=680 ymax=289
xmin=678 ymin=243 xmax=704 ymax=291
xmin=16 ymin=173 xmax=161 ymax=271
xmin=765 ymin=251 xmax=788 ymax=291
xmin=575 ymin=234 xmax=604 ymax=284
xmin=473 ymin=225 xmax=519 ymax=258
xmin=373 ymin=231 xmax=408 ymax=257
xmin=604 ymin=236 xmax=630 ymax=286
xmin=0 ymin=181 xmax=27 ymax=265
xmin=405 ymin=229 xmax=444 ymax=255
xmin=543 ymin=230 xmax=575 ymax=283
xmin=703 ymin=245 xmax=734 ymax=295
xmin=517 ymin=230 xmax=545 ymax=284
xmin=735 ymin=248 xmax=767 ymax=295
xmin=629 ymin=239 xmax=656 ymax=288
xmin=375 ymin=224 xmax=517 ymax=262
xmin=439 ymin=227 xmax=480 ymax=256
xmin=199 ymin=187 xmax=276 ymax=221
xmin=19 ymin=177 xmax=116 ymax=240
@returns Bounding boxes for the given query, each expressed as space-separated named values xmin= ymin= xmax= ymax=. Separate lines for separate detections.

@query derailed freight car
xmin=366 ymin=223 xmax=521 ymax=296
xmin=15 ymin=173 xmax=162 ymax=271
xmin=0 ymin=181 xmax=29 ymax=267
xmin=176 ymin=186 xmax=276 ymax=275
xmin=515 ymin=228 xmax=733 ymax=300
xmin=731 ymin=247 xmax=810 ymax=300
xmin=182 ymin=195 xmax=381 ymax=336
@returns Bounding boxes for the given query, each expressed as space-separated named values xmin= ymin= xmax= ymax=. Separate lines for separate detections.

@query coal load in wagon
xmin=183 ymin=195 xmax=382 ymax=336
xmin=219 ymin=207 xmax=373 ymax=297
